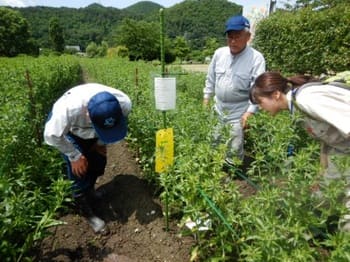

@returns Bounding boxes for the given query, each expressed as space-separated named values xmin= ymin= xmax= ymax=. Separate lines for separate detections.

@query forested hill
xmin=12 ymin=0 xmax=242 ymax=50
xmin=124 ymin=1 xmax=163 ymax=15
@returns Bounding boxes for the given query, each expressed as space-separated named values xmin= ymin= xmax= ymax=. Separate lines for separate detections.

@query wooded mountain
xmin=124 ymin=1 xmax=163 ymax=16
xmin=12 ymin=0 xmax=242 ymax=51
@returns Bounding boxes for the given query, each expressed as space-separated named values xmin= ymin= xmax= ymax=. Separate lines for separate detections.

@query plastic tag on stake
xmin=154 ymin=77 xmax=176 ymax=110
xmin=155 ymin=128 xmax=174 ymax=173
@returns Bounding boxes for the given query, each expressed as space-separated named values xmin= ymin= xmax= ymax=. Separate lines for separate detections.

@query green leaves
xmin=254 ymin=3 xmax=350 ymax=74
xmin=2 ymin=55 xmax=349 ymax=260
xmin=78 ymin=57 xmax=350 ymax=260
xmin=0 ymin=56 xmax=80 ymax=260
xmin=0 ymin=7 xmax=36 ymax=56
xmin=113 ymin=18 xmax=160 ymax=61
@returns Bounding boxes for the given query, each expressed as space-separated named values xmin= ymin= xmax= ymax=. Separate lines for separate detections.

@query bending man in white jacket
xmin=44 ymin=83 xmax=132 ymax=233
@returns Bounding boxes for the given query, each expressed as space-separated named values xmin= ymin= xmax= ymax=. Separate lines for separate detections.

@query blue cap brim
xmin=93 ymin=115 xmax=127 ymax=144
xmin=225 ymin=25 xmax=246 ymax=33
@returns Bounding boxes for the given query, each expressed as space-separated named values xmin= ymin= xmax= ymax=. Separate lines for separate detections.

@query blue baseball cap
xmin=88 ymin=91 xmax=127 ymax=144
xmin=225 ymin=15 xmax=250 ymax=33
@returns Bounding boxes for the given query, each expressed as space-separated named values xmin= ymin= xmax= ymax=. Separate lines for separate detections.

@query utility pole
xmin=269 ymin=0 xmax=277 ymax=14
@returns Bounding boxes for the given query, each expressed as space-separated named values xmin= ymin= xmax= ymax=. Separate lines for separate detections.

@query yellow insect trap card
xmin=155 ymin=128 xmax=174 ymax=173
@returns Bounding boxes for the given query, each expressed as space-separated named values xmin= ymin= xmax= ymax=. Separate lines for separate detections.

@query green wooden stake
xmin=159 ymin=8 xmax=169 ymax=231
xmin=160 ymin=8 xmax=165 ymax=77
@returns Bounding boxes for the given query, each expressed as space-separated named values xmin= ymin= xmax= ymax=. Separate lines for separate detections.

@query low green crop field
xmin=1 ymin=55 xmax=350 ymax=261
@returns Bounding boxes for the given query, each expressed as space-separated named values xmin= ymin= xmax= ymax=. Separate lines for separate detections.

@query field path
xmin=180 ymin=64 xmax=209 ymax=73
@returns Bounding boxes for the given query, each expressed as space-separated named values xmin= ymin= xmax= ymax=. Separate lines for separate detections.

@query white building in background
xmin=65 ymin=45 xmax=81 ymax=52
xmin=245 ymin=6 xmax=268 ymax=44
xmin=239 ymin=0 xmax=278 ymax=43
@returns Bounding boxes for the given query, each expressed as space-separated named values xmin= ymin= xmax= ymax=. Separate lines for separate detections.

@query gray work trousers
xmin=212 ymin=118 xmax=244 ymax=165
xmin=321 ymin=152 xmax=350 ymax=231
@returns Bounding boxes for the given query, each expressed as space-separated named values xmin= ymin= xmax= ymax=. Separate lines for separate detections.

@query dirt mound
xmin=36 ymin=141 xmax=195 ymax=262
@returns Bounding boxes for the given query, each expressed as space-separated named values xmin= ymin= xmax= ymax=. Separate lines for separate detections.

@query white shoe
xmin=87 ymin=215 xmax=106 ymax=233
xmin=75 ymin=194 xmax=107 ymax=233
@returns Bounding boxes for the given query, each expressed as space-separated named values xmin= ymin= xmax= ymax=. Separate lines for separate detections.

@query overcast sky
xmin=0 ymin=0 xmax=284 ymax=16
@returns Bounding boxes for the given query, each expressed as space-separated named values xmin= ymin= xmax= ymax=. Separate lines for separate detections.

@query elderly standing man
xmin=203 ymin=15 xmax=266 ymax=169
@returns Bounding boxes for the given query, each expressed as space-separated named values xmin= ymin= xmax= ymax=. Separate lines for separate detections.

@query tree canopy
xmin=113 ymin=18 xmax=160 ymax=61
xmin=0 ymin=7 xmax=37 ymax=56
xmin=163 ymin=0 xmax=242 ymax=49
xmin=13 ymin=1 xmax=242 ymax=51
xmin=49 ymin=17 xmax=65 ymax=52
xmin=1 ymin=0 xmax=349 ymax=74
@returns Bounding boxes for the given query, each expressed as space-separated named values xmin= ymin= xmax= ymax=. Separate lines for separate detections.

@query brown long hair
xmin=250 ymin=71 xmax=319 ymax=104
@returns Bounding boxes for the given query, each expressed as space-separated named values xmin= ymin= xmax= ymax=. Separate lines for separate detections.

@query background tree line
xmin=0 ymin=0 xmax=349 ymax=74
xmin=2 ymin=0 xmax=241 ymax=58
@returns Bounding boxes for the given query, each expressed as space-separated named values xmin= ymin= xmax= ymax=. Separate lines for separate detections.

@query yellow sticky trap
xmin=155 ymin=128 xmax=174 ymax=173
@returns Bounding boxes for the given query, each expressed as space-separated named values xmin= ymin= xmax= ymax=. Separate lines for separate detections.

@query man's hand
xmin=71 ymin=155 xmax=88 ymax=177
xmin=241 ymin=112 xmax=253 ymax=129
xmin=320 ymin=142 xmax=329 ymax=169
xmin=203 ymin=98 xmax=210 ymax=108
xmin=310 ymin=182 xmax=321 ymax=193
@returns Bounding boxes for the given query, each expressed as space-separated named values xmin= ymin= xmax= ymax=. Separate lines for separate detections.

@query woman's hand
xmin=71 ymin=155 xmax=88 ymax=177
xmin=241 ymin=112 xmax=253 ymax=129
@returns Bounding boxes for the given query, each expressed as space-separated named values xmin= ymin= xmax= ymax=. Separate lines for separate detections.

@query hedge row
xmin=254 ymin=3 xmax=350 ymax=75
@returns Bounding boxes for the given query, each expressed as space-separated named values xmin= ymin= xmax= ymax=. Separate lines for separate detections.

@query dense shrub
xmin=254 ymin=3 xmax=350 ymax=74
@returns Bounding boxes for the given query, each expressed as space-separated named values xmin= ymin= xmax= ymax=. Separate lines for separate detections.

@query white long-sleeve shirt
xmin=288 ymin=84 xmax=350 ymax=153
xmin=204 ymin=46 xmax=266 ymax=121
xmin=44 ymin=83 xmax=132 ymax=161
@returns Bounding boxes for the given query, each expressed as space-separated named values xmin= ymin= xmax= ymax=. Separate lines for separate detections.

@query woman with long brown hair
xmin=250 ymin=71 xmax=350 ymax=232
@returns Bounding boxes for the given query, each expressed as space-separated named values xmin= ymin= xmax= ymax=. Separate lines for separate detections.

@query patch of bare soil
xmin=36 ymin=141 xmax=195 ymax=262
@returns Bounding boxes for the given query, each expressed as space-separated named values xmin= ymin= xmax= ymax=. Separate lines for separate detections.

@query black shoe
xmin=75 ymin=195 xmax=106 ymax=233
xmin=86 ymin=188 xmax=107 ymax=202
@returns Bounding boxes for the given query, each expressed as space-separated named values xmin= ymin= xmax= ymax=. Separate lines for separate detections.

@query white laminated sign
xmin=154 ymin=77 xmax=176 ymax=110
